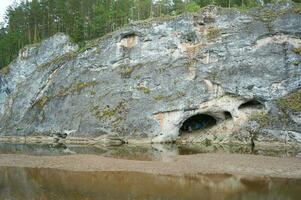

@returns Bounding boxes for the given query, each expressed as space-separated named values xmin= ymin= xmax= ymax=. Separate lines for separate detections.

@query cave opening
xmin=180 ymin=114 xmax=217 ymax=134
xmin=121 ymin=33 xmax=137 ymax=40
xmin=224 ymin=111 xmax=232 ymax=119
xmin=238 ymin=100 xmax=264 ymax=110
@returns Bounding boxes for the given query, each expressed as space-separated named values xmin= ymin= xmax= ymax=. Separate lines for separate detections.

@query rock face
xmin=0 ymin=3 xmax=300 ymax=144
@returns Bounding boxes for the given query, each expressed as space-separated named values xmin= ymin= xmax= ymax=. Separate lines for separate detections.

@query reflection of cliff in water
xmin=0 ymin=167 xmax=300 ymax=200
xmin=0 ymin=143 xmax=300 ymax=161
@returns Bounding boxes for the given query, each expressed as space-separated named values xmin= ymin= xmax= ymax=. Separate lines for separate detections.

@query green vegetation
xmin=138 ymin=87 xmax=151 ymax=94
xmin=176 ymin=91 xmax=186 ymax=98
xmin=248 ymin=91 xmax=301 ymax=127
xmin=36 ymin=96 xmax=49 ymax=109
xmin=119 ymin=66 xmax=135 ymax=78
xmin=37 ymin=52 xmax=77 ymax=71
xmin=31 ymin=82 xmax=98 ymax=110
xmin=90 ymin=90 xmax=97 ymax=95
xmin=101 ymin=107 xmax=119 ymax=119
xmin=277 ymin=90 xmax=301 ymax=112
xmin=293 ymin=3 xmax=301 ymax=13
xmin=186 ymin=2 xmax=201 ymax=13
xmin=57 ymin=81 xmax=98 ymax=97
xmin=207 ymin=27 xmax=221 ymax=41
xmin=292 ymin=48 xmax=301 ymax=55
xmin=153 ymin=95 xmax=165 ymax=101
xmin=153 ymin=91 xmax=185 ymax=101
xmin=0 ymin=66 xmax=10 ymax=75
xmin=74 ymin=81 xmax=98 ymax=93
xmin=16 ymin=127 xmax=23 ymax=131
xmin=249 ymin=111 xmax=271 ymax=127
xmin=274 ymin=90 xmax=301 ymax=124
xmin=0 ymin=0 xmax=299 ymax=70
xmin=91 ymin=102 xmax=128 ymax=123
xmin=258 ymin=9 xmax=279 ymax=22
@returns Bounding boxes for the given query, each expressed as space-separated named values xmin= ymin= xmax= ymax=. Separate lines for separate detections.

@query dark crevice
xmin=120 ymin=33 xmax=137 ymax=40
xmin=180 ymin=114 xmax=217 ymax=134
xmin=238 ymin=100 xmax=264 ymax=110
xmin=224 ymin=111 xmax=232 ymax=119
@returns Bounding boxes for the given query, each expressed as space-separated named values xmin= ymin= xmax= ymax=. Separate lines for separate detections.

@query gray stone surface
xmin=0 ymin=3 xmax=300 ymax=144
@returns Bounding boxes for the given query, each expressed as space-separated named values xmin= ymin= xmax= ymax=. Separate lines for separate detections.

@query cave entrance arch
xmin=238 ymin=100 xmax=264 ymax=110
xmin=179 ymin=113 xmax=217 ymax=135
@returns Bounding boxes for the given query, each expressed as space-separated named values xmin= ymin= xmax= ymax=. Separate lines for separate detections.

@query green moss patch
xmin=249 ymin=111 xmax=271 ymax=128
xmin=176 ymin=91 xmax=186 ymax=98
xmin=292 ymin=61 xmax=300 ymax=66
xmin=250 ymin=6 xmax=290 ymax=24
xmin=35 ymin=96 xmax=49 ymax=109
xmin=153 ymin=95 xmax=165 ymax=101
xmin=90 ymin=90 xmax=96 ymax=95
xmin=56 ymin=81 xmax=98 ymax=97
xmin=153 ymin=91 xmax=185 ymax=102
xmin=74 ymin=81 xmax=98 ymax=93
xmin=138 ymin=87 xmax=151 ymax=94
xmin=292 ymin=48 xmax=301 ymax=56
xmin=32 ymin=81 xmax=98 ymax=110
xmin=91 ymin=102 xmax=128 ymax=126
xmin=207 ymin=27 xmax=220 ymax=41
xmin=37 ymin=52 xmax=77 ymax=71
xmin=259 ymin=10 xmax=278 ymax=22
xmin=293 ymin=3 xmax=301 ymax=13
xmin=119 ymin=66 xmax=135 ymax=78
xmin=277 ymin=90 xmax=301 ymax=112
xmin=0 ymin=66 xmax=10 ymax=75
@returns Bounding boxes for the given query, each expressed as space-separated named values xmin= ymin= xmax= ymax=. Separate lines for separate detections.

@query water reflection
xmin=0 ymin=167 xmax=300 ymax=200
xmin=0 ymin=142 xmax=300 ymax=161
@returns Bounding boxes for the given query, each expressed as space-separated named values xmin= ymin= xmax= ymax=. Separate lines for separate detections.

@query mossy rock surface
xmin=35 ymin=96 xmax=49 ymax=109
xmin=292 ymin=48 xmax=301 ymax=56
xmin=207 ymin=27 xmax=220 ymax=41
xmin=0 ymin=66 xmax=10 ymax=75
xmin=249 ymin=111 xmax=271 ymax=128
xmin=153 ymin=95 xmax=164 ymax=101
xmin=293 ymin=3 xmax=301 ymax=13
xmin=277 ymin=90 xmax=301 ymax=112
xmin=138 ymin=87 xmax=151 ymax=94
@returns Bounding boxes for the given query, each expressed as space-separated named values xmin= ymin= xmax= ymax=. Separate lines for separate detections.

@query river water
xmin=0 ymin=167 xmax=300 ymax=200
xmin=0 ymin=143 xmax=300 ymax=200
xmin=0 ymin=143 xmax=300 ymax=160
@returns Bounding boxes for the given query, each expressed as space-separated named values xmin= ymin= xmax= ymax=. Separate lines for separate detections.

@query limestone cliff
xmin=0 ymin=3 xmax=300 ymax=145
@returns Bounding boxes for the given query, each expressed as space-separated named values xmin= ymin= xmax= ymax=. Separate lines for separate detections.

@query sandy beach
xmin=0 ymin=153 xmax=300 ymax=178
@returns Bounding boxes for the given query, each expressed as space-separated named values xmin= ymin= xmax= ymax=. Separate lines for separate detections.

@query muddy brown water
xmin=0 ymin=143 xmax=301 ymax=200
xmin=0 ymin=143 xmax=300 ymax=160
xmin=0 ymin=167 xmax=300 ymax=200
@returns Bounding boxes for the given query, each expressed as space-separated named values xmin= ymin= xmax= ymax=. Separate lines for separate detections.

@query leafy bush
xmin=186 ymin=2 xmax=200 ymax=12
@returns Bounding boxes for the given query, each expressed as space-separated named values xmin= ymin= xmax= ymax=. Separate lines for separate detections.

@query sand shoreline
xmin=0 ymin=153 xmax=300 ymax=179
